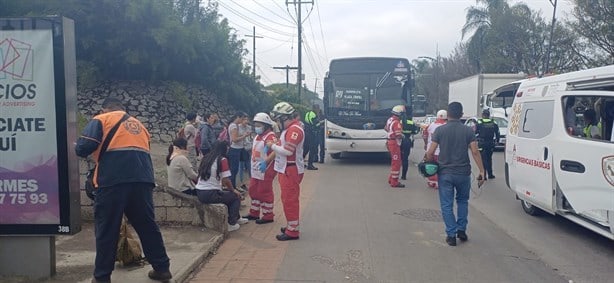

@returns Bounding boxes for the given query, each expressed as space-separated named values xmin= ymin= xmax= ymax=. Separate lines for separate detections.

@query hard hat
xmin=418 ymin=160 xmax=439 ymax=177
xmin=253 ymin=112 xmax=275 ymax=126
xmin=436 ymin=110 xmax=447 ymax=119
xmin=270 ymin=101 xmax=295 ymax=119
xmin=391 ymin=105 xmax=405 ymax=116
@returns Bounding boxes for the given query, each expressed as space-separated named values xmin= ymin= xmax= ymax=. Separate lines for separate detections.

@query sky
xmin=217 ymin=0 xmax=575 ymax=97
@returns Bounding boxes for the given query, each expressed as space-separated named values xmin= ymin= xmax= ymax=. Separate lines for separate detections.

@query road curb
xmin=174 ymin=233 xmax=226 ymax=283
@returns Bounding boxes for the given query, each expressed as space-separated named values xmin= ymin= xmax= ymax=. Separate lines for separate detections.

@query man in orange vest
xmin=76 ymin=97 xmax=171 ymax=282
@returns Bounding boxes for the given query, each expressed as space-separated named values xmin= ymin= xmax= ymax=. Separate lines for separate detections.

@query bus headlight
xmin=327 ymin=127 xmax=346 ymax=138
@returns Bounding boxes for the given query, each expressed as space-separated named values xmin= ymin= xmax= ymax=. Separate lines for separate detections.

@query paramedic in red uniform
xmin=243 ymin=113 xmax=278 ymax=224
xmin=267 ymin=102 xmax=305 ymax=241
xmin=385 ymin=105 xmax=406 ymax=188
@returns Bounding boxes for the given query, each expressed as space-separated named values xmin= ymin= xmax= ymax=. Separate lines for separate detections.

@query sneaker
xmin=148 ymin=269 xmax=172 ymax=281
xmin=255 ymin=219 xmax=274 ymax=224
xmin=391 ymin=183 xmax=406 ymax=188
xmin=237 ymin=217 xmax=249 ymax=225
xmin=228 ymin=223 xmax=240 ymax=232
xmin=457 ymin=230 xmax=468 ymax=241
xmin=243 ymin=214 xmax=259 ymax=220
xmin=445 ymin=236 xmax=457 ymax=246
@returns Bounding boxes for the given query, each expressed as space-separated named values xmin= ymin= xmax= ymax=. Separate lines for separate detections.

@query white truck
xmin=448 ymin=73 xmax=527 ymax=118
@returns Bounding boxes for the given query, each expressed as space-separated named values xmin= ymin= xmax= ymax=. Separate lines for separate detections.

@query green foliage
xmin=77 ymin=112 xmax=89 ymax=133
xmin=0 ymin=0 xmax=264 ymax=113
xmin=167 ymin=81 xmax=190 ymax=109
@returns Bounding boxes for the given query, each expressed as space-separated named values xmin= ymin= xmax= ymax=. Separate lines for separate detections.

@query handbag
xmin=85 ymin=114 xmax=130 ymax=200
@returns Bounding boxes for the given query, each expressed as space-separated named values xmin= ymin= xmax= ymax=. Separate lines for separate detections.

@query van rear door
xmin=552 ymin=92 xmax=614 ymax=224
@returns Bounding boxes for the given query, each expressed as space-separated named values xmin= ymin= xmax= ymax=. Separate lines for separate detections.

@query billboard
xmin=0 ymin=17 xmax=80 ymax=235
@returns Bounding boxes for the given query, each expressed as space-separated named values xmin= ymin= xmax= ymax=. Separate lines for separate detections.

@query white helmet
xmin=270 ymin=101 xmax=295 ymax=119
xmin=437 ymin=110 xmax=447 ymax=119
xmin=391 ymin=105 xmax=405 ymax=116
xmin=253 ymin=112 xmax=275 ymax=126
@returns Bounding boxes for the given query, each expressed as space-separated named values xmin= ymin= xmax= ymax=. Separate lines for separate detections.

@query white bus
xmin=323 ymin=57 xmax=417 ymax=159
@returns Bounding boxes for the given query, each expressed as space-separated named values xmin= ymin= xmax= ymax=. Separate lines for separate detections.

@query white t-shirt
xmin=195 ymin=157 xmax=231 ymax=190
xmin=229 ymin=123 xmax=243 ymax=149
xmin=427 ymin=121 xmax=445 ymax=155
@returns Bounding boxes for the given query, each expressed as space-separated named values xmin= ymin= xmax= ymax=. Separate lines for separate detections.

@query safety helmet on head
xmin=253 ymin=112 xmax=275 ymax=126
xmin=418 ymin=160 xmax=439 ymax=177
xmin=436 ymin=110 xmax=447 ymax=120
xmin=270 ymin=101 xmax=295 ymax=119
xmin=391 ymin=105 xmax=405 ymax=116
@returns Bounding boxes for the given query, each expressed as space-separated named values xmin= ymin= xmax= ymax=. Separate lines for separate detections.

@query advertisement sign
xmin=0 ymin=17 xmax=80 ymax=234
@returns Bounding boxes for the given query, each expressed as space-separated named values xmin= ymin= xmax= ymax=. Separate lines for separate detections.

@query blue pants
xmin=228 ymin=148 xmax=242 ymax=188
xmin=196 ymin=189 xmax=240 ymax=225
xmin=437 ymin=174 xmax=471 ymax=237
xmin=93 ymin=183 xmax=170 ymax=281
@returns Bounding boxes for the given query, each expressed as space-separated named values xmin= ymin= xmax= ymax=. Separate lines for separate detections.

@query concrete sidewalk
xmin=2 ymin=223 xmax=224 ymax=283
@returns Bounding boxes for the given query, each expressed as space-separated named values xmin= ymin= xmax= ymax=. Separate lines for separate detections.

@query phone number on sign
xmin=0 ymin=193 xmax=48 ymax=205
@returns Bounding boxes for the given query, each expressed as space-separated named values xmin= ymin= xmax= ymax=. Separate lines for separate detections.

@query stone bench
xmin=80 ymin=186 xmax=229 ymax=234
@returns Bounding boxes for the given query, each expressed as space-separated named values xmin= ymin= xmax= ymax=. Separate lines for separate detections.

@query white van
xmin=504 ymin=65 xmax=614 ymax=240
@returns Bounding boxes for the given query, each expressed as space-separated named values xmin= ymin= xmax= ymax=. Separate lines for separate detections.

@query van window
xmin=518 ymin=100 xmax=554 ymax=139
xmin=563 ymin=95 xmax=614 ymax=142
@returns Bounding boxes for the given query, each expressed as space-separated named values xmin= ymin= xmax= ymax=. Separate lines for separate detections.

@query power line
xmin=231 ymin=0 xmax=295 ymax=29
xmin=252 ymin=0 xmax=295 ymax=25
xmin=306 ymin=13 xmax=326 ymax=70
xmin=259 ymin=39 xmax=293 ymax=54
xmin=315 ymin=0 xmax=329 ymax=62
xmin=224 ymin=18 xmax=292 ymax=42
xmin=301 ymin=34 xmax=323 ymax=79
xmin=217 ymin=1 xmax=295 ymax=37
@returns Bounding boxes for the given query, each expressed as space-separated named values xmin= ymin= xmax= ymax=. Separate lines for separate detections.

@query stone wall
xmin=77 ymin=81 xmax=239 ymax=143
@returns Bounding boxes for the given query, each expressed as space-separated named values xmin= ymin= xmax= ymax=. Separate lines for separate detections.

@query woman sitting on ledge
xmin=166 ymin=137 xmax=198 ymax=195
xmin=195 ymin=141 xmax=248 ymax=232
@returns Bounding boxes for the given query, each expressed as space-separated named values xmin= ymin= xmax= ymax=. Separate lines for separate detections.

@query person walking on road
xmin=267 ymin=102 xmax=305 ymax=241
xmin=400 ymin=107 xmax=420 ymax=180
xmin=475 ymin=109 xmax=500 ymax=180
xmin=423 ymin=110 xmax=447 ymax=188
xmin=243 ymin=113 xmax=278 ymax=224
xmin=75 ymin=97 xmax=172 ymax=282
xmin=425 ymin=102 xmax=485 ymax=246
xmin=385 ymin=105 xmax=406 ymax=188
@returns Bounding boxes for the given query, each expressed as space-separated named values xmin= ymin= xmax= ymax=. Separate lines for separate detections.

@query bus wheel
xmin=521 ymin=199 xmax=542 ymax=216
xmin=330 ymin=153 xmax=341 ymax=159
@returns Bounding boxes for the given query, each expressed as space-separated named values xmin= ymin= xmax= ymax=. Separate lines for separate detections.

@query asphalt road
xmin=273 ymin=140 xmax=613 ymax=283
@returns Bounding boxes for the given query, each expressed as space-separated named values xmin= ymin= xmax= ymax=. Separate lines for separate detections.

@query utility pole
xmin=313 ymin=78 xmax=318 ymax=105
xmin=273 ymin=65 xmax=298 ymax=88
xmin=245 ymin=26 xmax=263 ymax=79
xmin=544 ymin=0 xmax=557 ymax=76
xmin=286 ymin=0 xmax=313 ymax=102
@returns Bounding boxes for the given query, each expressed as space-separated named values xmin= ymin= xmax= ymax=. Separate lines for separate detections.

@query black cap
xmin=482 ymin=108 xmax=490 ymax=115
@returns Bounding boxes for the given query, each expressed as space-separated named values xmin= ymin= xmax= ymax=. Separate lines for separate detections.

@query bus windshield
xmin=328 ymin=72 xmax=407 ymax=117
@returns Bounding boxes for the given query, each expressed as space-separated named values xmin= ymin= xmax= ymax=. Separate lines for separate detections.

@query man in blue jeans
xmin=425 ymin=102 xmax=485 ymax=246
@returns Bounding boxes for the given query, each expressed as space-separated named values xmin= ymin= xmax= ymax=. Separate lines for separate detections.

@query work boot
xmin=488 ymin=175 xmax=495 ymax=179
xmin=276 ymin=233 xmax=299 ymax=241
xmin=256 ymin=218 xmax=274 ymax=224
xmin=91 ymin=278 xmax=110 ymax=283
xmin=445 ymin=236 xmax=457 ymax=246
xmin=391 ymin=183 xmax=405 ymax=188
xmin=148 ymin=270 xmax=172 ymax=282
xmin=243 ymin=214 xmax=259 ymax=221
xmin=457 ymin=230 xmax=468 ymax=242
xmin=307 ymin=165 xmax=318 ymax=170
xmin=400 ymin=176 xmax=406 ymax=180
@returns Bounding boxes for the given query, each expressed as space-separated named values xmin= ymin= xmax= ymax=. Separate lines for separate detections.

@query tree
xmin=569 ymin=0 xmax=614 ymax=66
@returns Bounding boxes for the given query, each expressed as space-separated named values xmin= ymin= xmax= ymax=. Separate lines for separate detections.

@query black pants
xmin=317 ymin=130 xmax=325 ymax=162
xmin=303 ymin=131 xmax=318 ymax=165
xmin=196 ymin=189 xmax=240 ymax=225
xmin=480 ymin=143 xmax=495 ymax=177
xmin=400 ymin=138 xmax=412 ymax=178
xmin=94 ymin=183 xmax=170 ymax=281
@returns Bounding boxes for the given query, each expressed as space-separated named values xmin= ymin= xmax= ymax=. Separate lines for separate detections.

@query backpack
xmin=177 ymin=126 xmax=186 ymax=139
xmin=217 ymin=127 xmax=229 ymax=142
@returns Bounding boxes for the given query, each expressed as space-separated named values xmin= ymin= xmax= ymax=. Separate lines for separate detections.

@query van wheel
xmin=521 ymin=200 xmax=542 ymax=216
xmin=330 ymin=153 xmax=341 ymax=159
